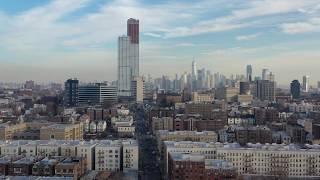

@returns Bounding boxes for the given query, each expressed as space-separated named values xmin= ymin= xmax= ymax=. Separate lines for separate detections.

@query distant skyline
xmin=0 ymin=0 xmax=320 ymax=86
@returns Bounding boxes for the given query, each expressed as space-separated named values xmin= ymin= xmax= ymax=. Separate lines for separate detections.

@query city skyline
xmin=0 ymin=0 xmax=320 ymax=86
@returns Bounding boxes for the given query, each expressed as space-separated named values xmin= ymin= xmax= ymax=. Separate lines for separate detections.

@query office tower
xmin=262 ymin=68 xmax=269 ymax=80
xmin=318 ymin=81 xmax=320 ymax=90
xmin=267 ymin=72 xmax=275 ymax=82
xmin=290 ymin=80 xmax=301 ymax=99
xmin=214 ymin=73 xmax=220 ymax=88
xmin=246 ymin=65 xmax=252 ymax=82
xmin=180 ymin=72 xmax=188 ymax=90
xmin=191 ymin=61 xmax=197 ymax=91
xmin=255 ymin=80 xmax=275 ymax=101
xmin=64 ymin=79 xmax=79 ymax=107
xmin=197 ymin=68 xmax=206 ymax=89
xmin=118 ymin=36 xmax=133 ymax=98
xmin=131 ymin=76 xmax=144 ymax=102
xmin=127 ymin=18 xmax=139 ymax=44
xmin=118 ymin=18 xmax=139 ymax=100
xmin=240 ymin=82 xmax=251 ymax=95
xmin=206 ymin=70 xmax=214 ymax=89
xmin=173 ymin=74 xmax=180 ymax=92
xmin=192 ymin=61 xmax=197 ymax=80
xmin=302 ymin=75 xmax=310 ymax=92
xmin=78 ymin=83 xmax=117 ymax=106
xmin=127 ymin=18 xmax=139 ymax=77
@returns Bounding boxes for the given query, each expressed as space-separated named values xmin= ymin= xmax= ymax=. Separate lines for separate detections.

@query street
xmin=135 ymin=106 xmax=162 ymax=180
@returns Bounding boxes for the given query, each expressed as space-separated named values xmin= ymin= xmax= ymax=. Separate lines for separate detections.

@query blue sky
xmin=0 ymin=0 xmax=320 ymax=85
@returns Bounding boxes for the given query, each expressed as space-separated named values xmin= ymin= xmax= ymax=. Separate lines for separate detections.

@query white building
xmin=95 ymin=140 xmax=122 ymax=171
xmin=122 ymin=140 xmax=139 ymax=171
xmin=0 ymin=141 xmax=26 ymax=156
xmin=77 ymin=141 xmax=96 ymax=170
xmin=20 ymin=142 xmax=37 ymax=157
xmin=60 ymin=141 xmax=78 ymax=157
xmin=37 ymin=141 xmax=60 ymax=157
xmin=97 ymin=121 xmax=107 ymax=133
xmin=164 ymin=141 xmax=320 ymax=178
xmin=303 ymin=75 xmax=310 ymax=92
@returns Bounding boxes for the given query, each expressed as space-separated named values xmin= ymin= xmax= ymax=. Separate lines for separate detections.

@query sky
xmin=0 ymin=0 xmax=320 ymax=86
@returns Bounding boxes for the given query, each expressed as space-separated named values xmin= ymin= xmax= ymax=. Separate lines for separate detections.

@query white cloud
xmin=144 ymin=32 xmax=162 ymax=38
xmin=0 ymin=0 xmax=320 ymax=82
xmin=236 ymin=33 xmax=261 ymax=41
xmin=281 ymin=17 xmax=320 ymax=34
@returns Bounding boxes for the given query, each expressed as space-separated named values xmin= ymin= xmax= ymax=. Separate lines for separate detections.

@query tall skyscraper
xmin=118 ymin=18 xmax=140 ymax=100
xmin=192 ymin=61 xmax=197 ymax=80
xmin=262 ymin=68 xmax=269 ymax=80
xmin=290 ymin=80 xmax=301 ymax=99
xmin=255 ymin=80 xmax=275 ymax=101
xmin=64 ymin=79 xmax=79 ymax=107
xmin=246 ymin=65 xmax=252 ymax=82
xmin=302 ymin=75 xmax=310 ymax=92
xmin=127 ymin=18 xmax=139 ymax=44
xmin=191 ymin=61 xmax=197 ymax=91
xmin=127 ymin=18 xmax=139 ymax=77
xmin=118 ymin=36 xmax=133 ymax=97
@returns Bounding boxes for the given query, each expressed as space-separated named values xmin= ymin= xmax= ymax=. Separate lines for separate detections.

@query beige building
xmin=40 ymin=122 xmax=84 ymax=140
xmin=151 ymin=117 xmax=174 ymax=133
xmin=237 ymin=94 xmax=253 ymax=104
xmin=0 ymin=122 xmax=27 ymax=140
xmin=156 ymin=130 xmax=218 ymax=153
xmin=0 ymin=121 xmax=53 ymax=140
xmin=192 ymin=92 xmax=214 ymax=103
xmin=132 ymin=76 xmax=144 ymax=102
xmin=215 ymin=87 xmax=239 ymax=103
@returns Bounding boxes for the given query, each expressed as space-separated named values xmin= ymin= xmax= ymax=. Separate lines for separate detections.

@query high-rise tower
xmin=127 ymin=18 xmax=139 ymax=44
xmin=302 ymin=75 xmax=310 ymax=92
xmin=262 ymin=68 xmax=269 ymax=80
xmin=246 ymin=65 xmax=252 ymax=82
xmin=127 ymin=18 xmax=139 ymax=77
xmin=290 ymin=80 xmax=301 ymax=99
xmin=118 ymin=18 xmax=140 ymax=100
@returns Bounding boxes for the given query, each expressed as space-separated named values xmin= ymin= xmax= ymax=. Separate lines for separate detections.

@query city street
xmin=135 ymin=106 xmax=162 ymax=180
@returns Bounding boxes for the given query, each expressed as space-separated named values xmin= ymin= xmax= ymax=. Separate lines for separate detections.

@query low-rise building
xmin=40 ymin=122 xmax=83 ymax=140
xmin=55 ymin=157 xmax=87 ymax=179
xmin=8 ymin=156 xmax=44 ymax=176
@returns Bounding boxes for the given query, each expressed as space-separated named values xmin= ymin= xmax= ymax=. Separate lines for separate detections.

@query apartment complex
xmin=164 ymin=141 xmax=320 ymax=178
xmin=40 ymin=122 xmax=84 ymax=140
xmin=0 ymin=139 xmax=138 ymax=173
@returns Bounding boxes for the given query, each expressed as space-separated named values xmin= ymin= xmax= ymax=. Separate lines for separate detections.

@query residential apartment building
xmin=123 ymin=140 xmax=139 ymax=171
xmin=164 ymin=141 xmax=320 ymax=178
xmin=40 ymin=122 xmax=84 ymax=140
xmin=95 ymin=140 xmax=122 ymax=171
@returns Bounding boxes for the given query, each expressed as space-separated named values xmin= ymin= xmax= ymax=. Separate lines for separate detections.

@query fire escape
xmin=243 ymin=153 xmax=254 ymax=174
xmin=307 ymin=156 xmax=316 ymax=176
xmin=269 ymin=154 xmax=289 ymax=178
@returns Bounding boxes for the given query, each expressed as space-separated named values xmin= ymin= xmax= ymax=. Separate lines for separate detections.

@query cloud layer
xmin=0 ymin=0 xmax=319 ymax=85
